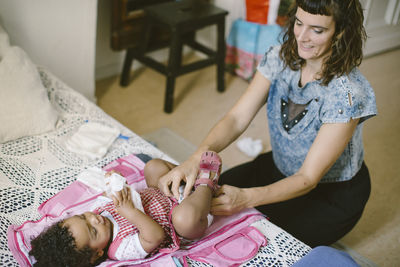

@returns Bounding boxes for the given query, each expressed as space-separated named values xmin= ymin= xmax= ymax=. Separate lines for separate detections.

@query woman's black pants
xmin=219 ymin=152 xmax=371 ymax=248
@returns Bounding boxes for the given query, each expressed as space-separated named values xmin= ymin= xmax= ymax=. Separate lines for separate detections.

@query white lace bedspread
xmin=0 ymin=67 xmax=310 ymax=266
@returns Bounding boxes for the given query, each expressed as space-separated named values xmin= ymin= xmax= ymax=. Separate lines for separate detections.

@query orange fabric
xmin=246 ymin=0 xmax=269 ymax=24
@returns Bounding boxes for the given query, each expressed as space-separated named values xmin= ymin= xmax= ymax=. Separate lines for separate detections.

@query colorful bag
xmin=225 ymin=19 xmax=282 ymax=80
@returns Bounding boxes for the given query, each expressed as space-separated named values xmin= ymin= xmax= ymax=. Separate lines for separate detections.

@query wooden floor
xmin=96 ymin=48 xmax=400 ymax=266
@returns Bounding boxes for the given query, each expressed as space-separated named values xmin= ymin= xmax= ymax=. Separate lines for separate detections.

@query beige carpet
xmin=96 ymin=48 xmax=400 ymax=266
xmin=142 ymin=127 xmax=196 ymax=164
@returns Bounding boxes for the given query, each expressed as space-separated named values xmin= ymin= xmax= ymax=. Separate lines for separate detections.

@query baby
xmin=29 ymin=151 xmax=221 ymax=267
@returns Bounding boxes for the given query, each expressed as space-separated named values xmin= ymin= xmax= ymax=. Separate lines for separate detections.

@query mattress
xmin=0 ymin=67 xmax=310 ymax=266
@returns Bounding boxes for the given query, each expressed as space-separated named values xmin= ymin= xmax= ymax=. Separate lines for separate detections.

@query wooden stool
xmin=120 ymin=0 xmax=228 ymax=113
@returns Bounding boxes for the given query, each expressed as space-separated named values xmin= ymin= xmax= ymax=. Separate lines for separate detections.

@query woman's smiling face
xmin=294 ymin=7 xmax=335 ymax=64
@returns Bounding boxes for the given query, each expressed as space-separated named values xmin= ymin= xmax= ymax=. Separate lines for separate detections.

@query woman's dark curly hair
xmin=29 ymin=221 xmax=106 ymax=267
xmin=280 ymin=0 xmax=367 ymax=85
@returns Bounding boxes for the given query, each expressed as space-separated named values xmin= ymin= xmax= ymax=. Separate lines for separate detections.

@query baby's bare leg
xmin=144 ymin=159 xmax=176 ymax=188
xmin=172 ymin=185 xmax=212 ymax=240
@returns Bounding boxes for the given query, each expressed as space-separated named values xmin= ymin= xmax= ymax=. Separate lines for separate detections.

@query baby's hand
xmin=112 ymin=187 xmax=135 ymax=217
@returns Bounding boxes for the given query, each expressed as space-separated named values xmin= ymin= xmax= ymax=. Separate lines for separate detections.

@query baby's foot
xmin=194 ymin=151 xmax=221 ymax=194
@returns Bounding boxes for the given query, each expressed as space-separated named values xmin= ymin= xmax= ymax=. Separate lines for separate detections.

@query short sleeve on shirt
xmin=257 ymin=45 xmax=284 ymax=82
xmin=320 ymin=69 xmax=377 ymax=124
xmin=115 ymin=233 xmax=148 ymax=260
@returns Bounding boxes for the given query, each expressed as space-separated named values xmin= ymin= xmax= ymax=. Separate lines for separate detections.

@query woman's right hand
xmin=158 ymin=152 xmax=203 ymax=200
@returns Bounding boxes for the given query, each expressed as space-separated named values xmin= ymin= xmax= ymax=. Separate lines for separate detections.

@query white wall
xmin=0 ymin=0 xmax=98 ymax=102
xmin=361 ymin=0 xmax=400 ymax=56
xmin=95 ymin=0 xmax=126 ymax=80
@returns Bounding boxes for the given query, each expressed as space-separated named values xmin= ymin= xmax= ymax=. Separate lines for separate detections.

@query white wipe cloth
xmin=105 ymin=173 xmax=126 ymax=196
xmin=236 ymin=137 xmax=263 ymax=157
xmin=77 ymin=167 xmax=144 ymax=213
xmin=76 ymin=167 xmax=107 ymax=192
xmin=65 ymin=122 xmax=120 ymax=160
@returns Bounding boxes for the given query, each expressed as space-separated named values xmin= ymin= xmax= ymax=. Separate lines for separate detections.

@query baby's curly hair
xmin=29 ymin=221 xmax=104 ymax=267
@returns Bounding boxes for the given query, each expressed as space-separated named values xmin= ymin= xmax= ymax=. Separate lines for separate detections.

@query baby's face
xmin=63 ymin=212 xmax=113 ymax=260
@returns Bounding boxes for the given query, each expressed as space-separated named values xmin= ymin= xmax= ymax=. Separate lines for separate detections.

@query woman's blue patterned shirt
xmin=257 ymin=45 xmax=377 ymax=183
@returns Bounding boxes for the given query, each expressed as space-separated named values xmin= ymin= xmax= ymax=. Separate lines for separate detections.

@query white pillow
xmin=0 ymin=27 xmax=58 ymax=143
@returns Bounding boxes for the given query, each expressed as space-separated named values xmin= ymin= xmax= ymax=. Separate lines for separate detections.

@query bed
xmin=0 ymin=57 xmax=311 ymax=266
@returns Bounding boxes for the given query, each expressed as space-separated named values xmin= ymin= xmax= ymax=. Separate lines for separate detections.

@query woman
xmin=158 ymin=0 xmax=377 ymax=247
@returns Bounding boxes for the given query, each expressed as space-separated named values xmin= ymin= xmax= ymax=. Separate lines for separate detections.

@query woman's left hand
xmin=210 ymin=185 xmax=251 ymax=216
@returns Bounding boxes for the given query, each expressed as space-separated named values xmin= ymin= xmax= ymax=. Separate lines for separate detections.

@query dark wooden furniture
xmin=111 ymin=0 xmax=228 ymax=113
